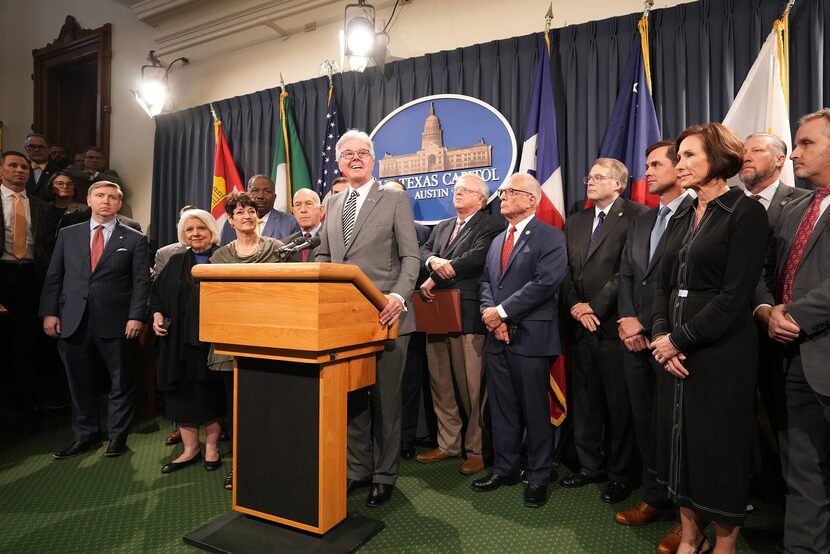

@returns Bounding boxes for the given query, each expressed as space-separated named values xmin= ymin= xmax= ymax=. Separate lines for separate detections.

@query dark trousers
xmin=779 ymin=349 xmax=830 ymax=553
xmin=347 ymin=334 xmax=410 ymax=486
xmin=0 ymin=263 xmax=40 ymax=416
xmin=486 ymin=349 xmax=554 ymax=486
xmin=400 ymin=331 xmax=437 ymax=447
xmin=571 ymin=334 xmax=635 ymax=483
xmin=58 ymin=314 xmax=137 ymax=443
xmin=623 ymin=348 xmax=668 ymax=506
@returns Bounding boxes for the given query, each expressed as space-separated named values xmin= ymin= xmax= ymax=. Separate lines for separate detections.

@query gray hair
xmin=798 ymin=108 xmax=830 ymax=138
xmin=87 ymin=180 xmax=123 ymax=200
xmin=594 ymin=158 xmax=629 ymax=187
xmin=746 ymin=132 xmax=788 ymax=157
xmin=293 ymin=188 xmax=321 ymax=206
xmin=177 ymin=208 xmax=221 ymax=245
xmin=335 ymin=130 xmax=375 ymax=160
xmin=503 ymin=173 xmax=543 ymax=209
xmin=455 ymin=173 xmax=490 ymax=208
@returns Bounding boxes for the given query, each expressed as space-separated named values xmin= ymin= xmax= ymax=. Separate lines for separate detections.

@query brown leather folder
xmin=411 ymin=289 xmax=462 ymax=334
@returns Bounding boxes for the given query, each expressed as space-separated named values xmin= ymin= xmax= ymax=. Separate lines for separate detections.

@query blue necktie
xmin=589 ymin=211 xmax=606 ymax=250
xmin=649 ymin=205 xmax=671 ymax=261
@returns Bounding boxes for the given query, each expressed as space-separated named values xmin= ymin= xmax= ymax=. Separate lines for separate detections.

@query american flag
xmin=316 ymin=84 xmax=342 ymax=198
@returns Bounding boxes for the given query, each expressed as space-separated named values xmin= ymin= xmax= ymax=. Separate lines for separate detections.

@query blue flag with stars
xmin=316 ymin=85 xmax=342 ymax=197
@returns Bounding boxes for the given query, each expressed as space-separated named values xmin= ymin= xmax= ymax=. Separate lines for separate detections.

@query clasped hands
xmin=755 ymin=304 xmax=800 ymax=344
xmin=615 ymin=315 xmax=689 ymax=378
xmin=571 ymin=302 xmax=600 ymax=332
xmin=482 ymin=307 xmax=510 ymax=344
xmin=429 ymin=257 xmax=456 ymax=280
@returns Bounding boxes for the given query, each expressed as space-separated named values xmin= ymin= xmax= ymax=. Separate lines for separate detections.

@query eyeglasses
xmin=53 ymin=181 xmax=74 ymax=188
xmin=583 ymin=174 xmax=616 ymax=184
xmin=25 ymin=144 xmax=47 ymax=150
xmin=497 ymin=188 xmax=534 ymax=198
xmin=453 ymin=186 xmax=477 ymax=196
xmin=339 ymin=149 xmax=373 ymax=160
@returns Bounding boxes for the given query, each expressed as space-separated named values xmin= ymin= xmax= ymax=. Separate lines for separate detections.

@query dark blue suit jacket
xmin=39 ymin=220 xmax=150 ymax=339
xmin=480 ymin=216 xmax=567 ymax=357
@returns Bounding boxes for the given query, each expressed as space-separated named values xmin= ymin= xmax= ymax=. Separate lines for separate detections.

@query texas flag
xmin=518 ymin=34 xmax=567 ymax=426
xmin=597 ymin=33 xmax=661 ymax=208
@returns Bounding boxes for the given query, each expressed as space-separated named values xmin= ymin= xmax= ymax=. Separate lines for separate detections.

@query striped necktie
xmin=342 ymin=190 xmax=359 ymax=246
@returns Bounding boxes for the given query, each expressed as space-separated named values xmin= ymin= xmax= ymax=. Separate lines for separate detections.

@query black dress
xmin=650 ymin=188 xmax=767 ymax=526
xmin=149 ymin=248 xmax=225 ymax=424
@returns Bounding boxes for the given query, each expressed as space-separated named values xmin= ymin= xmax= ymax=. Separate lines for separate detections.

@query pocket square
xmin=116 ymin=247 xmax=128 ymax=252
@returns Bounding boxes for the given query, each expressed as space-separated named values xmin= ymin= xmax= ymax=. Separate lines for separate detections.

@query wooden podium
xmin=185 ymin=262 xmax=392 ymax=551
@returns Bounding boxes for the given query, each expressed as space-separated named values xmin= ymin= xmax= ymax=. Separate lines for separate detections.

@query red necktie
xmin=780 ymin=187 xmax=830 ymax=303
xmin=501 ymin=226 xmax=516 ymax=272
xmin=90 ymin=225 xmax=104 ymax=271
xmin=301 ymin=232 xmax=312 ymax=262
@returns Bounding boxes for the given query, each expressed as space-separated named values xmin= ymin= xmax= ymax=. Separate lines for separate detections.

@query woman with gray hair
xmin=149 ymin=208 xmax=226 ymax=474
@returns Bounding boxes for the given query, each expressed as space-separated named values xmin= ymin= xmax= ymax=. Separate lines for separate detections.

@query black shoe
xmin=161 ymin=452 xmax=203 ymax=474
xmin=204 ymin=456 xmax=222 ymax=471
xmin=524 ymin=483 xmax=548 ymax=508
xmin=471 ymin=472 xmax=520 ymax=492
xmin=104 ymin=438 xmax=129 ymax=457
xmin=601 ymin=481 xmax=632 ymax=504
xmin=401 ymin=443 xmax=415 ymax=460
xmin=366 ymin=483 xmax=393 ymax=507
xmin=346 ymin=478 xmax=371 ymax=495
xmin=559 ymin=471 xmax=606 ymax=488
xmin=53 ymin=438 xmax=103 ymax=460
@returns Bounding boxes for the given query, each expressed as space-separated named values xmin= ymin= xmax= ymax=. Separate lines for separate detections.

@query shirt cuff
xmin=752 ymin=303 xmax=772 ymax=317
xmin=390 ymin=293 xmax=407 ymax=311
xmin=425 ymin=256 xmax=436 ymax=270
xmin=496 ymin=304 xmax=508 ymax=319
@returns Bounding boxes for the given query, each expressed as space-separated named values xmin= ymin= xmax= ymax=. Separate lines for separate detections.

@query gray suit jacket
xmin=756 ymin=190 xmax=830 ymax=394
xmin=766 ymin=183 xmax=809 ymax=228
xmin=152 ymin=242 xmax=188 ymax=278
xmin=39 ymin=220 xmax=151 ymax=339
xmin=316 ymin=180 xmax=421 ymax=334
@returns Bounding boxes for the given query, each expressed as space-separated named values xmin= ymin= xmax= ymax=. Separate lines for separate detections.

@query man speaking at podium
xmin=316 ymin=130 xmax=420 ymax=507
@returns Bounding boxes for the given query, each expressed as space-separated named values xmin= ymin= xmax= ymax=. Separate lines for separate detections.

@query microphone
xmin=292 ymin=235 xmax=321 ymax=254
xmin=276 ymin=234 xmax=306 ymax=254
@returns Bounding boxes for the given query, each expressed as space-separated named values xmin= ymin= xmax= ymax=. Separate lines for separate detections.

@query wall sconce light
xmin=131 ymin=50 xmax=189 ymax=118
xmin=341 ymin=0 xmax=390 ymax=72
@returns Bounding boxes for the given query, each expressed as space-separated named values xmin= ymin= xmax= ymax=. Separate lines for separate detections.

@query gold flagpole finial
xmin=544 ymin=3 xmax=553 ymax=34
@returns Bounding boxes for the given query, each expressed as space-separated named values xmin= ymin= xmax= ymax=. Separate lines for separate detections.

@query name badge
xmin=678 ymin=289 xmax=689 ymax=298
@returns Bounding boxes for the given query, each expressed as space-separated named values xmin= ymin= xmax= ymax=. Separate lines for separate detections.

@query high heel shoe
xmin=161 ymin=451 xmax=202 ymax=474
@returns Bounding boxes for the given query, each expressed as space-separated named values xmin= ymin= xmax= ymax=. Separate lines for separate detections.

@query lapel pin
xmin=525 ymin=230 xmax=531 ymax=236
xmin=119 ymin=236 xmax=124 ymax=240
xmin=617 ymin=211 xmax=623 ymax=217
xmin=780 ymin=200 xmax=788 ymax=207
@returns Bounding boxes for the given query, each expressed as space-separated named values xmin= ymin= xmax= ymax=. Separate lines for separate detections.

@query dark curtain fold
xmin=151 ymin=0 xmax=830 ymax=246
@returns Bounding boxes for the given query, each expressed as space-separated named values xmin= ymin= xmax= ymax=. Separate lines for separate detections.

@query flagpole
xmin=638 ymin=0 xmax=654 ymax=93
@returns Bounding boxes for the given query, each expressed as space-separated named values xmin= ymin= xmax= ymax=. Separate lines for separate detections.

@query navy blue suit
xmin=39 ymin=220 xmax=150 ymax=442
xmin=480 ymin=216 xmax=567 ymax=485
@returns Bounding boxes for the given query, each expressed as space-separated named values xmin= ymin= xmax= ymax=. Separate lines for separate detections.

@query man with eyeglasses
xmin=472 ymin=173 xmax=567 ymax=508
xmin=66 ymin=146 xmax=123 ymax=197
xmin=219 ymin=174 xmax=298 ymax=245
xmin=560 ymin=158 xmax=648 ymax=504
xmin=23 ymin=133 xmax=59 ymax=202
xmin=316 ymin=129 xmax=420 ymax=508
xmin=417 ymin=174 xmax=505 ymax=475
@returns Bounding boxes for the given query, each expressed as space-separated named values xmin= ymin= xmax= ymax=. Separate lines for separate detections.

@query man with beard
xmin=219 ymin=174 xmax=298 ymax=245
xmin=739 ymin=133 xmax=807 ymax=226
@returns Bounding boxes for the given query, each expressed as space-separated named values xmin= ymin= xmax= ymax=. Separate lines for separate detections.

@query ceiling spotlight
xmin=131 ymin=50 xmax=189 ymax=118
xmin=343 ymin=1 xmax=390 ymax=72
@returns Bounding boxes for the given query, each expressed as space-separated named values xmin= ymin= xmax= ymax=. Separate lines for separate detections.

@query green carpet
xmin=0 ymin=414 xmax=782 ymax=553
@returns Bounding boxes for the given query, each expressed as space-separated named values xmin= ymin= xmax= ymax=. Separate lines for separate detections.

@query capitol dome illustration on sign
xmin=371 ymin=94 xmax=517 ymax=224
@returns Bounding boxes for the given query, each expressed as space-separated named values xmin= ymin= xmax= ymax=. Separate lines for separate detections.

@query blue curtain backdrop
xmin=151 ymin=0 xmax=828 ymax=245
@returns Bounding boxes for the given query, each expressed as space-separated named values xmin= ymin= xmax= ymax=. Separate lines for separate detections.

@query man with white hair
xmin=316 ymin=129 xmax=420 ymax=507
xmin=282 ymin=188 xmax=323 ymax=262
xmin=417 ymin=173 xmax=504 ymax=475
xmin=472 ymin=173 xmax=567 ymax=508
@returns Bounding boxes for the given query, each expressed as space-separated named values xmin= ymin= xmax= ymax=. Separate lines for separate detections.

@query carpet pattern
xmin=0 ymin=415 xmax=782 ymax=553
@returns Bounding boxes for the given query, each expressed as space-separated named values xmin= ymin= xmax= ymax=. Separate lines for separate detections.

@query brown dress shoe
xmin=459 ymin=455 xmax=485 ymax=475
xmin=165 ymin=429 xmax=182 ymax=445
xmin=657 ymin=522 xmax=682 ymax=554
xmin=416 ymin=447 xmax=456 ymax=463
xmin=614 ymin=501 xmax=674 ymax=526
